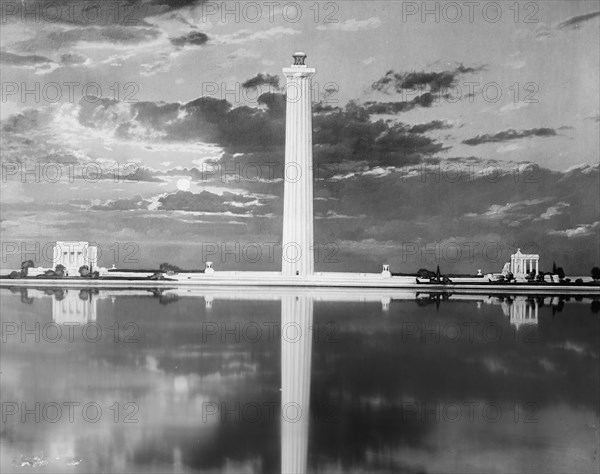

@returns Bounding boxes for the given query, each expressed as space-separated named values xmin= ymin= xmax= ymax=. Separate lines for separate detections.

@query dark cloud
xmin=408 ymin=121 xmax=452 ymax=134
xmin=15 ymin=26 xmax=161 ymax=52
xmin=170 ymin=31 xmax=209 ymax=47
xmin=0 ymin=51 xmax=53 ymax=66
xmin=557 ymin=10 xmax=600 ymax=29
xmin=372 ymin=64 xmax=485 ymax=94
xmin=257 ymin=92 xmax=286 ymax=115
xmin=242 ymin=73 xmax=280 ymax=90
xmin=306 ymin=161 xmax=600 ymax=273
xmin=463 ymin=128 xmax=557 ymax=145
xmin=363 ymin=94 xmax=435 ymax=114
xmin=59 ymin=52 xmax=88 ymax=65
xmin=158 ymin=190 xmax=261 ymax=214
xmin=108 ymin=166 xmax=164 ymax=183
xmin=1 ymin=109 xmax=53 ymax=133
xmin=74 ymin=91 xmax=445 ymax=173
xmin=310 ymin=101 xmax=445 ymax=166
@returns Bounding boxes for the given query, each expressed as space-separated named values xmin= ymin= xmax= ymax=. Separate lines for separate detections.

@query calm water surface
xmin=1 ymin=287 xmax=598 ymax=473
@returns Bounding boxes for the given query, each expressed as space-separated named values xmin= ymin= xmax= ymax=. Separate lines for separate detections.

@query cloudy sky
xmin=1 ymin=0 xmax=599 ymax=273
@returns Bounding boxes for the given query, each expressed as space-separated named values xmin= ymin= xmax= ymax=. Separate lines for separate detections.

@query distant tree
xmin=21 ymin=260 xmax=34 ymax=276
xmin=591 ymin=267 xmax=600 ymax=280
xmin=417 ymin=268 xmax=434 ymax=278
xmin=40 ymin=264 xmax=66 ymax=278
xmin=10 ymin=260 xmax=35 ymax=278
xmin=556 ymin=267 xmax=565 ymax=280
xmin=536 ymin=271 xmax=545 ymax=282
xmin=552 ymin=261 xmax=557 ymax=274
xmin=79 ymin=265 xmax=90 ymax=277
xmin=54 ymin=264 xmax=66 ymax=277
xmin=525 ymin=271 xmax=535 ymax=282
xmin=575 ymin=278 xmax=584 ymax=285
xmin=159 ymin=262 xmax=182 ymax=273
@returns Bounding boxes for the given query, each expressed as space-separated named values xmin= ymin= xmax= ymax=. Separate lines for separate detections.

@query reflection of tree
xmin=148 ymin=288 xmax=179 ymax=305
xmin=20 ymin=288 xmax=34 ymax=304
xmin=415 ymin=292 xmax=451 ymax=311
xmin=78 ymin=290 xmax=91 ymax=301
xmin=159 ymin=293 xmax=179 ymax=305
xmin=38 ymin=288 xmax=67 ymax=300
xmin=553 ymin=300 xmax=565 ymax=314
xmin=7 ymin=286 xmax=33 ymax=303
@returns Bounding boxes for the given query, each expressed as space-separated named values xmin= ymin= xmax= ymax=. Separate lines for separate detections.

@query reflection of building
xmin=501 ymin=296 xmax=538 ymax=331
xmin=281 ymin=52 xmax=315 ymax=277
xmin=281 ymin=294 xmax=313 ymax=474
xmin=53 ymin=241 xmax=98 ymax=276
xmin=52 ymin=290 xmax=98 ymax=324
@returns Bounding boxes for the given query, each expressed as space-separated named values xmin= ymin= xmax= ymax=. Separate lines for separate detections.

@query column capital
xmin=283 ymin=67 xmax=316 ymax=78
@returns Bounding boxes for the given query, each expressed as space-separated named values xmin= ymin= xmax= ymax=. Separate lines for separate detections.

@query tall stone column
xmin=281 ymin=53 xmax=315 ymax=277
xmin=281 ymin=293 xmax=313 ymax=474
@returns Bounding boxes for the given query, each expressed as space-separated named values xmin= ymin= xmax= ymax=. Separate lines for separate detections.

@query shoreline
xmin=2 ymin=276 xmax=599 ymax=295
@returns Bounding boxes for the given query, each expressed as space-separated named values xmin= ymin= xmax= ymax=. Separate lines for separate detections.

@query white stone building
xmin=52 ymin=241 xmax=98 ymax=276
xmin=509 ymin=248 xmax=540 ymax=280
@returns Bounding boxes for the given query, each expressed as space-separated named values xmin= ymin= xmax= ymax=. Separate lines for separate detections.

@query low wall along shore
xmin=2 ymin=271 xmax=599 ymax=295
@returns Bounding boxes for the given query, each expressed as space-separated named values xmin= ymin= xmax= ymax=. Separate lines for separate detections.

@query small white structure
xmin=52 ymin=241 xmax=98 ymax=276
xmin=205 ymin=261 xmax=214 ymax=274
xmin=27 ymin=266 xmax=49 ymax=277
xmin=510 ymin=248 xmax=539 ymax=280
xmin=382 ymin=264 xmax=391 ymax=278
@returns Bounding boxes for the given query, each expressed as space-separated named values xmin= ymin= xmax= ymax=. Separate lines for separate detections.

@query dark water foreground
xmin=1 ymin=287 xmax=598 ymax=473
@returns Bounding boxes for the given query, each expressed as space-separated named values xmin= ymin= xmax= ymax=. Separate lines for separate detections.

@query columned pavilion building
xmin=510 ymin=248 xmax=540 ymax=278
xmin=52 ymin=241 xmax=98 ymax=276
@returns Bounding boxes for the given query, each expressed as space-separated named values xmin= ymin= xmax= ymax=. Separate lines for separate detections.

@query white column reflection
xmin=281 ymin=294 xmax=314 ymax=474
xmin=52 ymin=289 xmax=97 ymax=324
